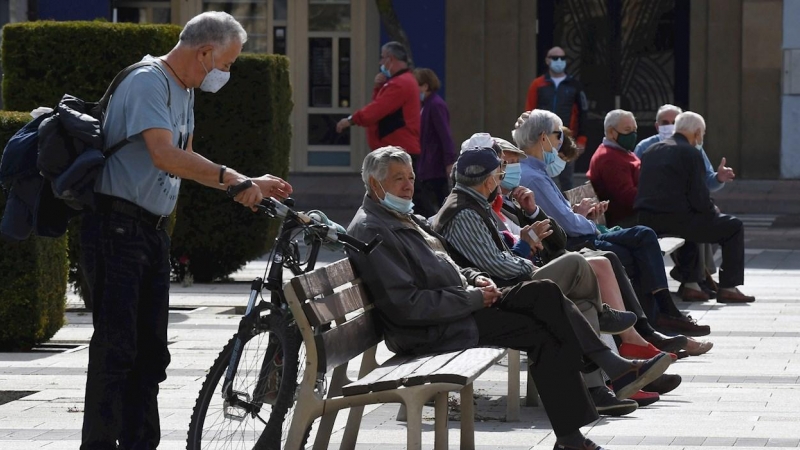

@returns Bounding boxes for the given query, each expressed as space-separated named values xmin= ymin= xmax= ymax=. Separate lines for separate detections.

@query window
xmin=203 ymin=0 xmax=288 ymax=54
xmin=113 ymin=1 xmax=171 ymax=23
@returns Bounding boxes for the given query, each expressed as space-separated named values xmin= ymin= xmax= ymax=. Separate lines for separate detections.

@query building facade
xmin=5 ymin=0 xmax=795 ymax=179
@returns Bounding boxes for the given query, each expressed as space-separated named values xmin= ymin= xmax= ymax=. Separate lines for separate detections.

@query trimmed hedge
xmin=172 ymin=54 xmax=293 ymax=282
xmin=2 ymin=21 xmax=293 ymax=285
xmin=0 ymin=111 xmax=68 ymax=351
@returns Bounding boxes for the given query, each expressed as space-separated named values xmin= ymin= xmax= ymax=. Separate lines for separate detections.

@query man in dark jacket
xmin=348 ymin=146 xmax=671 ymax=450
xmin=524 ymin=46 xmax=588 ymax=191
xmin=636 ymin=112 xmax=754 ymax=303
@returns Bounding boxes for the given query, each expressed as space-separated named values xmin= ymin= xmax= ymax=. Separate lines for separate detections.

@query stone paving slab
xmin=2 ymin=250 xmax=800 ymax=449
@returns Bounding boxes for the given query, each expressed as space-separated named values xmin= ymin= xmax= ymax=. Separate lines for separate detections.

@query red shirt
xmin=587 ymin=141 xmax=640 ymax=226
xmin=351 ymin=69 xmax=421 ymax=155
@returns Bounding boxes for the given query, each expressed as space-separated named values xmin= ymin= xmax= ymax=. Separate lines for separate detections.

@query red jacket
xmin=352 ymin=69 xmax=421 ymax=155
xmin=587 ymin=141 xmax=640 ymax=226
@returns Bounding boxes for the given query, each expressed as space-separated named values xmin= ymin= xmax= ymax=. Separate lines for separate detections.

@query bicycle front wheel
xmin=187 ymin=310 xmax=307 ymax=450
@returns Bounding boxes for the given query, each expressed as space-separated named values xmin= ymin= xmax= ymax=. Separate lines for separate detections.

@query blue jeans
xmin=80 ymin=212 xmax=172 ymax=450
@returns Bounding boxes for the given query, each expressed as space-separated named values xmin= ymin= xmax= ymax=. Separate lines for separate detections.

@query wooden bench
xmin=282 ymin=257 xmax=514 ymax=450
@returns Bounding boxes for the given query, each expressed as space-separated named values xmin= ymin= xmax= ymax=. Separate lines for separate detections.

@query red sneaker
xmin=619 ymin=342 xmax=677 ymax=362
xmin=630 ymin=390 xmax=660 ymax=407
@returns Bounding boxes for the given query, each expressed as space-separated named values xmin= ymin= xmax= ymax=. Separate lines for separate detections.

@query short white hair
xmin=514 ymin=110 xmax=562 ymax=150
xmin=604 ymin=109 xmax=636 ymax=135
xmin=361 ymin=146 xmax=412 ymax=193
xmin=674 ymin=111 xmax=706 ymax=135
xmin=180 ymin=11 xmax=248 ymax=48
xmin=656 ymin=104 xmax=683 ymax=121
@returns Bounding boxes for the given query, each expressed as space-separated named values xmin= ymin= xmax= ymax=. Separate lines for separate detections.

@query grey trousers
xmin=531 ymin=252 xmax=605 ymax=387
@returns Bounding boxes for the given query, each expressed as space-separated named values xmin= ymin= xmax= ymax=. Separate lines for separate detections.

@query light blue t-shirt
xmin=96 ymin=55 xmax=195 ymax=215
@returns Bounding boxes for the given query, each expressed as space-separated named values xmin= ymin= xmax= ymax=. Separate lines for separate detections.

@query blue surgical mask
xmin=380 ymin=64 xmax=391 ymax=78
xmin=550 ymin=59 xmax=567 ymax=74
xmin=378 ymin=182 xmax=413 ymax=214
xmin=420 ymin=92 xmax=426 ymax=102
xmin=695 ymin=143 xmax=704 ymax=152
xmin=543 ymin=136 xmax=567 ymax=177
xmin=500 ymin=163 xmax=521 ymax=190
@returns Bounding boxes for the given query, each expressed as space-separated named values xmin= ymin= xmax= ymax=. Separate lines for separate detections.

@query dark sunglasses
xmin=495 ymin=171 xmax=506 ymax=181
xmin=548 ymin=55 xmax=566 ymax=61
xmin=551 ymin=130 xmax=563 ymax=140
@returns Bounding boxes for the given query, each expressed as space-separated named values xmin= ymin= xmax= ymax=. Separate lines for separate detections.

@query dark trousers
xmin=579 ymin=249 xmax=649 ymax=323
xmin=571 ymin=225 xmax=669 ymax=294
xmin=473 ymin=280 xmax=601 ymax=436
xmin=80 ymin=212 xmax=172 ymax=450
xmin=414 ymin=178 xmax=450 ymax=218
xmin=640 ymin=211 xmax=744 ymax=288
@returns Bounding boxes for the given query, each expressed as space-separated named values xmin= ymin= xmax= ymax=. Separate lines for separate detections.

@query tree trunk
xmin=375 ymin=0 xmax=414 ymax=66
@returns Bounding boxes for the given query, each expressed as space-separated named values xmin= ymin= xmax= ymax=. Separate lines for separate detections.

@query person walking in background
xmin=413 ymin=67 xmax=456 ymax=217
xmin=524 ymin=46 xmax=588 ymax=191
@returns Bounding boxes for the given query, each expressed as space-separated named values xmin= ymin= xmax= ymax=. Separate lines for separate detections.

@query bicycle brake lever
xmin=226 ymin=179 xmax=253 ymax=198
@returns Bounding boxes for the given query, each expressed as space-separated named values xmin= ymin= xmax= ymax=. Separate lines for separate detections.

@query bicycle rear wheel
xmin=187 ymin=310 xmax=308 ymax=450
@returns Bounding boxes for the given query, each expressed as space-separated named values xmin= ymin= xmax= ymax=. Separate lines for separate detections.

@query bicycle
xmin=186 ymin=183 xmax=381 ymax=450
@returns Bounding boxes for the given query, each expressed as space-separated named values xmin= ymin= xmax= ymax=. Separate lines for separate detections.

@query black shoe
xmin=644 ymin=330 xmax=688 ymax=353
xmin=598 ymin=304 xmax=637 ymax=335
xmin=611 ymin=353 xmax=672 ymax=399
xmin=643 ymin=373 xmax=682 ymax=394
xmin=589 ymin=385 xmax=638 ymax=416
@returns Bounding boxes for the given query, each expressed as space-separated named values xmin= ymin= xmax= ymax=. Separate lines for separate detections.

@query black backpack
xmin=0 ymin=61 xmax=171 ymax=241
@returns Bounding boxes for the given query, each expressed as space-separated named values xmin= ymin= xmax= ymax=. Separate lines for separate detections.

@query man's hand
xmin=511 ymin=186 xmax=536 ymax=215
xmin=229 ymin=179 xmax=264 ymax=210
xmin=336 ymin=118 xmax=351 ymax=134
xmin=716 ymin=157 xmax=735 ymax=183
xmin=474 ymin=275 xmax=496 ymax=289
xmin=573 ymin=198 xmax=596 ymax=217
xmin=252 ymin=174 xmax=293 ymax=200
xmin=479 ymin=285 xmax=502 ymax=307
xmin=587 ymin=200 xmax=609 ymax=221
xmin=374 ymin=72 xmax=387 ymax=85
xmin=515 ymin=111 xmax=532 ymax=130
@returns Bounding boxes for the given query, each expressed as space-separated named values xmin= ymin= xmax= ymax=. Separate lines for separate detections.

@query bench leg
xmin=507 ymin=349 xmax=520 ymax=421
xmin=459 ymin=383 xmax=475 ymax=449
xmin=434 ymin=391 xmax=449 ymax=450
xmin=339 ymin=406 xmax=366 ymax=450
xmin=396 ymin=403 xmax=407 ymax=422
xmin=405 ymin=399 xmax=424 ymax=450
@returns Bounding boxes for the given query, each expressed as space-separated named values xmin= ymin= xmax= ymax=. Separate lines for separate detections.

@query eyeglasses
xmin=548 ymin=55 xmax=566 ymax=61
xmin=495 ymin=171 xmax=506 ymax=181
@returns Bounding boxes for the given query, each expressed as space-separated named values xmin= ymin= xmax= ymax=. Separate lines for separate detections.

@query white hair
xmin=674 ymin=111 xmax=706 ymax=135
xmin=514 ymin=110 xmax=562 ymax=150
xmin=604 ymin=109 xmax=636 ymax=136
xmin=656 ymin=104 xmax=683 ymax=121
xmin=361 ymin=146 xmax=412 ymax=193
xmin=180 ymin=11 xmax=248 ymax=48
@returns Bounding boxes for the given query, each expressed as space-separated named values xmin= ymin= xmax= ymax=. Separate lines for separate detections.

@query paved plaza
xmin=1 ymin=243 xmax=799 ymax=449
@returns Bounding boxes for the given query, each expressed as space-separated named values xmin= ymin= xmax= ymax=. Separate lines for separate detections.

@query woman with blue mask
xmin=413 ymin=68 xmax=456 ymax=217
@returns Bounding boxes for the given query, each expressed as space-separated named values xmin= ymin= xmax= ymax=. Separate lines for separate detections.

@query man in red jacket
xmin=336 ymin=41 xmax=420 ymax=155
xmin=586 ymin=109 xmax=640 ymax=227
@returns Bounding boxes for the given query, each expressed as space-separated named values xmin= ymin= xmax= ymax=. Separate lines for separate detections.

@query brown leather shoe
xmin=655 ymin=314 xmax=711 ymax=336
xmin=717 ymin=288 xmax=756 ymax=303
xmin=679 ymin=284 xmax=710 ymax=302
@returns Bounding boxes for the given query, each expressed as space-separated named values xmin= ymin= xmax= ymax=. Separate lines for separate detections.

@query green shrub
xmin=1 ymin=21 xmax=182 ymax=111
xmin=171 ymin=54 xmax=293 ymax=282
xmin=0 ymin=111 xmax=68 ymax=350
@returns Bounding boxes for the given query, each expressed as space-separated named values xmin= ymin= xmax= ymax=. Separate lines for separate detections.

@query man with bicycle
xmin=79 ymin=12 xmax=291 ymax=450
xmin=347 ymin=146 xmax=670 ymax=450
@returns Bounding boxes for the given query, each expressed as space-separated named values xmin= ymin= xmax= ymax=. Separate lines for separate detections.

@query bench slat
xmin=290 ymin=258 xmax=356 ymax=300
xmin=658 ymin=237 xmax=685 ymax=255
xmin=302 ymin=282 xmax=371 ymax=327
xmin=424 ymin=347 xmax=506 ymax=386
xmin=399 ymin=351 xmax=463 ymax=387
xmin=341 ymin=353 xmax=420 ymax=396
xmin=315 ymin=311 xmax=382 ymax=373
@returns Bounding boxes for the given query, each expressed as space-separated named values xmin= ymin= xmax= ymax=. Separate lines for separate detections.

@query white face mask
xmin=658 ymin=124 xmax=675 ymax=141
xmin=199 ymin=53 xmax=231 ymax=93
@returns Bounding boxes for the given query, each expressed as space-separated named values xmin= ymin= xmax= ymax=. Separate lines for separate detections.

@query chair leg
xmin=434 ymin=391 xmax=449 ymax=450
xmin=507 ymin=349 xmax=520 ymax=421
xmin=459 ymin=383 xmax=475 ymax=449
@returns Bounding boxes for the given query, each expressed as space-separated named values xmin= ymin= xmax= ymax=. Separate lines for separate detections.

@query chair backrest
xmin=287 ymin=258 xmax=382 ymax=374
xmin=563 ymin=181 xmax=606 ymax=226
